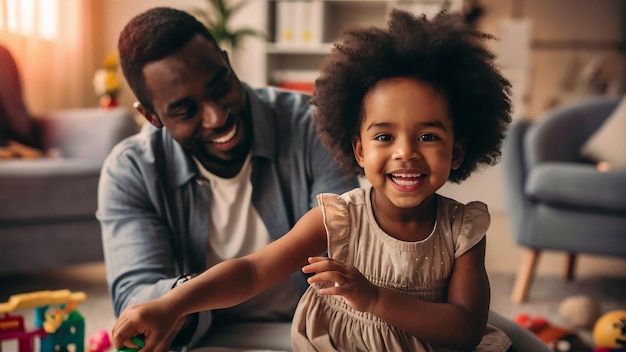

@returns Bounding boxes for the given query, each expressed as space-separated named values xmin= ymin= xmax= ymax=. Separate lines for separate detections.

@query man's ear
xmin=451 ymin=141 xmax=465 ymax=170
xmin=221 ymin=50 xmax=230 ymax=66
xmin=352 ymin=137 xmax=365 ymax=168
xmin=134 ymin=101 xmax=163 ymax=128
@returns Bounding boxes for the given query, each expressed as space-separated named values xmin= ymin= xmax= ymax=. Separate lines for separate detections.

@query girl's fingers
xmin=302 ymin=257 xmax=342 ymax=274
xmin=307 ymin=271 xmax=345 ymax=286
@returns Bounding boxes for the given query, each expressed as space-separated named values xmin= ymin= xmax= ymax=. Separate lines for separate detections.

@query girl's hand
xmin=303 ymin=257 xmax=379 ymax=313
xmin=112 ymin=298 xmax=182 ymax=352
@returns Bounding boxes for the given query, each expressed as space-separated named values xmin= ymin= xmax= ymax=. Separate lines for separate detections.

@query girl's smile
xmin=353 ymin=77 xmax=465 ymax=211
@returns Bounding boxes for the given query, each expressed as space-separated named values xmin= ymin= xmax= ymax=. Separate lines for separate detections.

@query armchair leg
xmin=511 ymin=249 xmax=541 ymax=303
xmin=564 ymin=253 xmax=577 ymax=282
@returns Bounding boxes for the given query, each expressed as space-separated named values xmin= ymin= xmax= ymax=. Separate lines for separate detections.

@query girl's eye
xmin=418 ymin=133 xmax=438 ymax=142
xmin=374 ymin=134 xmax=393 ymax=142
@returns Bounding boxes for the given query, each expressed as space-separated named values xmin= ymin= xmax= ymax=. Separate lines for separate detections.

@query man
xmin=97 ymin=7 xmax=359 ymax=351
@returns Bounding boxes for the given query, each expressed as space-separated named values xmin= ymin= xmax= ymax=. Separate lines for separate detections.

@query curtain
xmin=0 ymin=0 xmax=95 ymax=114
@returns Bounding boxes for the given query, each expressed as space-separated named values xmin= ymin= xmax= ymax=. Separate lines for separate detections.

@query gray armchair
xmin=502 ymin=97 xmax=626 ymax=303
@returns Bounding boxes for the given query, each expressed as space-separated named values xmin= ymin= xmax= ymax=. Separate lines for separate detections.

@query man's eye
xmin=418 ymin=134 xmax=438 ymax=142
xmin=173 ymin=104 xmax=198 ymax=119
xmin=374 ymin=134 xmax=393 ymax=142
xmin=215 ymin=75 xmax=233 ymax=97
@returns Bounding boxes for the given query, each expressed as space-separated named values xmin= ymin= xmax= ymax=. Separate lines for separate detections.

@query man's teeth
xmin=212 ymin=125 xmax=237 ymax=144
xmin=391 ymin=173 xmax=423 ymax=185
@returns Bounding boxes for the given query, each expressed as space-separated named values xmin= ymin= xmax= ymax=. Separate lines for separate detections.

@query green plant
xmin=190 ymin=0 xmax=265 ymax=52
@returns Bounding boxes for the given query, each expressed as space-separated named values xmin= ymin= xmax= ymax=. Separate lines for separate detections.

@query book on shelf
xmin=273 ymin=70 xmax=319 ymax=94
xmin=275 ymin=0 xmax=324 ymax=47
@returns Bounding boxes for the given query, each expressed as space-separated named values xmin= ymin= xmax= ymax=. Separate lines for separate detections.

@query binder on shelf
xmin=275 ymin=1 xmax=324 ymax=47
xmin=275 ymin=1 xmax=297 ymax=46
xmin=300 ymin=0 xmax=324 ymax=45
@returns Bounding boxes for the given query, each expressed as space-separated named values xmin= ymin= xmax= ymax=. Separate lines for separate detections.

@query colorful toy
xmin=0 ymin=289 xmax=87 ymax=352
xmin=115 ymin=336 xmax=145 ymax=352
xmin=88 ymin=329 xmax=113 ymax=352
xmin=560 ymin=295 xmax=602 ymax=329
xmin=593 ymin=310 xmax=626 ymax=349
xmin=515 ymin=313 xmax=592 ymax=351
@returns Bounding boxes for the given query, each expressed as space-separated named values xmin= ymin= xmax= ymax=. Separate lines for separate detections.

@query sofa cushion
xmin=580 ymin=95 xmax=626 ymax=169
xmin=0 ymin=158 xmax=101 ymax=222
xmin=525 ymin=162 xmax=626 ymax=212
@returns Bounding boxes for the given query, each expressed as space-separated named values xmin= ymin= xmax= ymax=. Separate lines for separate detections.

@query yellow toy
xmin=593 ymin=310 xmax=626 ymax=349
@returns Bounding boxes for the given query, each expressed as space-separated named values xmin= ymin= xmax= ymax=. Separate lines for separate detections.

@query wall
xmin=476 ymin=0 xmax=624 ymax=119
xmin=96 ymin=0 xmax=266 ymax=110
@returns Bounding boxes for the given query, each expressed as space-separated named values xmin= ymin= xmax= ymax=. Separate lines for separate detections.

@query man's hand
xmin=112 ymin=298 xmax=182 ymax=352
xmin=303 ymin=257 xmax=379 ymax=313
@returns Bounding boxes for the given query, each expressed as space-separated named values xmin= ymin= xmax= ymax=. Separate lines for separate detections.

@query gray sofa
xmin=0 ymin=107 xmax=137 ymax=274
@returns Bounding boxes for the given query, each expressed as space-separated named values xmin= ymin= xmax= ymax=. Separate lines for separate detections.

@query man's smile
xmin=211 ymin=123 xmax=237 ymax=144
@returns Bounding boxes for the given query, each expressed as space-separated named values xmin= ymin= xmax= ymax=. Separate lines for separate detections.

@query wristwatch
xmin=172 ymin=272 xmax=197 ymax=289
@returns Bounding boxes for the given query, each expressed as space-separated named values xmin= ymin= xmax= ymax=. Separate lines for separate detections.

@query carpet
xmin=1 ymin=264 xmax=625 ymax=350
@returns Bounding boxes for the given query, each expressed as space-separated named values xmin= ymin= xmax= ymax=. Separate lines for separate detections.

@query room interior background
xmin=1 ymin=1 xmax=624 ymax=349
xmin=1 ymin=0 xmax=623 ymax=215
xmin=1 ymin=0 xmax=623 ymax=118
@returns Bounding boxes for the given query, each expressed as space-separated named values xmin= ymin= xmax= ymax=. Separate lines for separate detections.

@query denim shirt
xmin=97 ymin=85 xmax=359 ymax=348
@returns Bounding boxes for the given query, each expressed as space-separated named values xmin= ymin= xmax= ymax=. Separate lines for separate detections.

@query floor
xmin=485 ymin=212 xmax=626 ymax=278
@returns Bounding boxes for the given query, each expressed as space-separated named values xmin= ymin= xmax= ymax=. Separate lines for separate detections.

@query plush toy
xmin=516 ymin=314 xmax=592 ymax=352
xmin=593 ymin=310 xmax=626 ymax=349
xmin=560 ymin=295 xmax=602 ymax=329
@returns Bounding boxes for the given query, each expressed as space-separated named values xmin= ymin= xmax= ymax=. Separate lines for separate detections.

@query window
xmin=0 ymin=0 xmax=58 ymax=39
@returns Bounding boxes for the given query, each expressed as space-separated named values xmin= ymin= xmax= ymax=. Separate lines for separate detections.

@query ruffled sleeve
xmin=452 ymin=201 xmax=490 ymax=258
xmin=316 ymin=193 xmax=351 ymax=261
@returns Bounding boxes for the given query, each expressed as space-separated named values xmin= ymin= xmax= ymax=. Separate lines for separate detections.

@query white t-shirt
xmin=194 ymin=154 xmax=299 ymax=322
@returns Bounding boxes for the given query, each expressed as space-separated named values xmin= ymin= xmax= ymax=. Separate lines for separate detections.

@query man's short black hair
xmin=118 ymin=7 xmax=218 ymax=111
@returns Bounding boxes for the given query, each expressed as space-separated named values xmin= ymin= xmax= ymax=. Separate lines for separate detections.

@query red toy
xmin=516 ymin=314 xmax=592 ymax=352
xmin=88 ymin=329 xmax=113 ymax=352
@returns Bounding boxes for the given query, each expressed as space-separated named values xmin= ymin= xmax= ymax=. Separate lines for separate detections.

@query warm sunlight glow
xmin=19 ymin=0 xmax=35 ymax=35
xmin=38 ymin=0 xmax=57 ymax=39
xmin=1 ymin=0 xmax=57 ymax=39
xmin=6 ymin=0 xmax=17 ymax=32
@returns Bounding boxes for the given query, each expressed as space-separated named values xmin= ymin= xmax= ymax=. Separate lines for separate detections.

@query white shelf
xmin=266 ymin=43 xmax=334 ymax=55
xmin=262 ymin=0 xmax=463 ymax=87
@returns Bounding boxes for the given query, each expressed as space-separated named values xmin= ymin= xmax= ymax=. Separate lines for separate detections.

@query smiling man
xmin=96 ymin=7 xmax=358 ymax=351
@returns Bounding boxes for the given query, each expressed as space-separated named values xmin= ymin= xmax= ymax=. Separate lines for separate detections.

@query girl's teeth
xmin=212 ymin=125 xmax=237 ymax=144
xmin=391 ymin=173 xmax=423 ymax=185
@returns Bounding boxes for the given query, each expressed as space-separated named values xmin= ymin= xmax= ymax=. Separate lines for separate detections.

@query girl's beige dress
xmin=291 ymin=186 xmax=512 ymax=351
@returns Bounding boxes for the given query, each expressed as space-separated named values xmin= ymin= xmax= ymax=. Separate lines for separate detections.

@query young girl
xmin=112 ymin=9 xmax=512 ymax=351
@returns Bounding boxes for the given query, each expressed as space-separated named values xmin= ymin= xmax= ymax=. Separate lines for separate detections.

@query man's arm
xmin=97 ymin=140 xmax=211 ymax=349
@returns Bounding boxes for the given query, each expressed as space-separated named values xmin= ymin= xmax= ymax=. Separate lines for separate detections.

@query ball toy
xmin=592 ymin=310 xmax=626 ymax=349
xmin=559 ymin=295 xmax=601 ymax=329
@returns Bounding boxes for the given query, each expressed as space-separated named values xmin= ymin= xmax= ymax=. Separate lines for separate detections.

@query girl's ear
xmin=352 ymin=137 xmax=365 ymax=167
xmin=451 ymin=141 xmax=465 ymax=170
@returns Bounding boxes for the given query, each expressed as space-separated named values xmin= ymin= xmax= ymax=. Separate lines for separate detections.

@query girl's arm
xmin=306 ymin=237 xmax=489 ymax=351
xmin=112 ymin=207 xmax=328 ymax=351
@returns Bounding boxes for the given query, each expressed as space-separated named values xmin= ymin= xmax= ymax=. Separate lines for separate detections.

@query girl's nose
xmin=201 ymin=101 xmax=229 ymax=129
xmin=392 ymin=139 xmax=420 ymax=160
